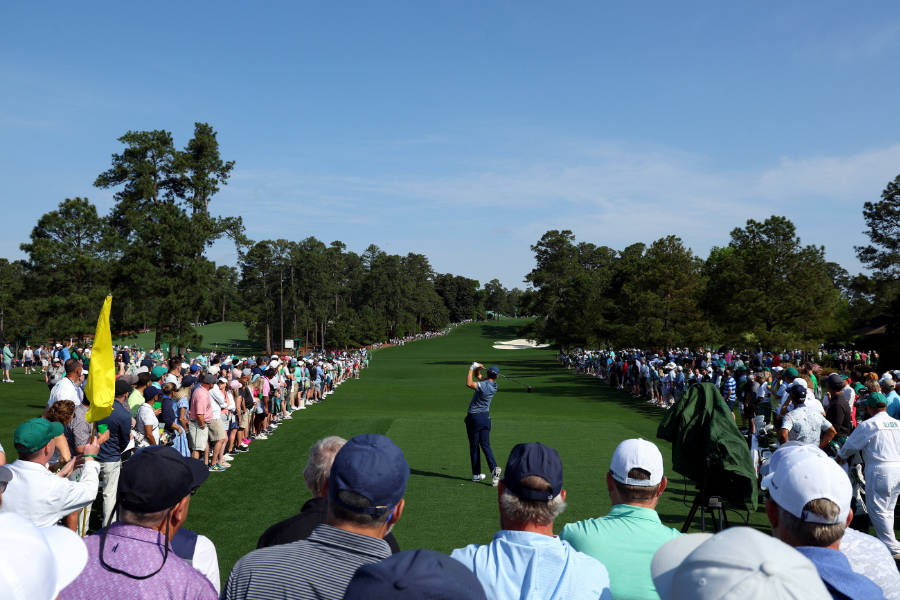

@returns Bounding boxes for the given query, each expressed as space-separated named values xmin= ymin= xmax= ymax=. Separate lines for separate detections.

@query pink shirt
xmin=189 ymin=385 xmax=213 ymax=423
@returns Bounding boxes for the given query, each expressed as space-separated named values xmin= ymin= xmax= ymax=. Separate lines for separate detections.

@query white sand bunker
xmin=493 ymin=338 xmax=550 ymax=350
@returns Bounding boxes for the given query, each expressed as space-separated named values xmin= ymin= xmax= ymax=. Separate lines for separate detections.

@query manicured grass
xmin=112 ymin=321 xmax=261 ymax=355
xmin=185 ymin=320 xmax=775 ymax=583
xmin=2 ymin=320 xmax=894 ymax=588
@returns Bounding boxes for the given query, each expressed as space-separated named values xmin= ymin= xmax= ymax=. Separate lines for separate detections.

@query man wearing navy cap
xmin=345 ymin=549 xmax=487 ymax=600
xmin=224 ymin=433 xmax=409 ymax=600
xmin=451 ymin=442 xmax=612 ymax=599
xmin=465 ymin=362 xmax=502 ymax=485
xmin=59 ymin=446 xmax=216 ymax=599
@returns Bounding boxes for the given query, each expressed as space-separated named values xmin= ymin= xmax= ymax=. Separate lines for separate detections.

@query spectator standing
xmin=94 ymin=379 xmax=134 ymax=525
xmin=837 ymin=392 xmax=900 ymax=558
xmin=2 ymin=341 xmax=13 ymax=382
xmin=560 ymin=438 xmax=681 ymax=600
xmin=59 ymin=446 xmax=217 ymax=600
xmin=764 ymin=447 xmax=884 ymax=598
xmin=451 ymin=442 xmax=612 ymax=600
xmin=224 ymin=433 xmax=409 ymax=600
xmin=0 ymin=418 xmax=101 ymax=527
xmin=189 ymin=374 xmax=215 ymax=467
xmin=257 ymin=435 xmax=400 ymax=552
xmin=47 ymin=358 xmax=85 ymax=407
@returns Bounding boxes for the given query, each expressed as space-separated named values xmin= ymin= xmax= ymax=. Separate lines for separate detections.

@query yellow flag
xmin=85 ymin=296 xmax=115 ymax=423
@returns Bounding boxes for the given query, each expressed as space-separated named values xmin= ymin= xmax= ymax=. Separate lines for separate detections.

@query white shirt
xmin=47 ymin=376 xmax=84 ymax=407
xmin=194 ymin=533 xmax=221 ymax=594
xmin=839 ymin=411 xmax=900 ymax=465
xmin=209 ymin=386 xmax=225 ymax=419
xmin=840 ymin=527 xmax=900 ymax=600
xmin=0 ymin=459 xmax=100 ymax=527
xmin=136 ymin=403 xmax=160 ymax=445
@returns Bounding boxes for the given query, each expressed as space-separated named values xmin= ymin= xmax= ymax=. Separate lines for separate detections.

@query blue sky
xmin=2 ymin=2 xmax=899 ymax=288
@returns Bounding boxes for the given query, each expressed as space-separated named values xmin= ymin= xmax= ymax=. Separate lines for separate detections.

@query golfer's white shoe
xmin=472 ymin=474 xmax=486 ymax=482
xmin=491 ymin=467 xmax=502 ymax=487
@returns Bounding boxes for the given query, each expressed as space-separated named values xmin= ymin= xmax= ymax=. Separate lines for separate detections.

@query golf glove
xmin=471 ymin=362 xmax=482 ymax=370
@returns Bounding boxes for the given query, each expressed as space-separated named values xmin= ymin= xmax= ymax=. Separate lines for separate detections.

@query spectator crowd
xmin=1 ymin=335 xmax=899 ymax=599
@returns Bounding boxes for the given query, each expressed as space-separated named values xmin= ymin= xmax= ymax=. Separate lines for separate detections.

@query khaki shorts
xmin=240 ymin=410 xmax=251 ymax=429
xmin=207 ymin=417 xmax=226 ymax=441
xmin=188 ymin=420 xmax=208 ymax=451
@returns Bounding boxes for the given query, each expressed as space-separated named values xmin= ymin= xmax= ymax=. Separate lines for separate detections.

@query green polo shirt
xmin=559 ymin=504 xmax=681 ymax=600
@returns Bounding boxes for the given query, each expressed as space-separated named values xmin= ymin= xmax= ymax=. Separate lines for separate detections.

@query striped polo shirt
xmin=223 ymin=523 xmax=391 ymax=600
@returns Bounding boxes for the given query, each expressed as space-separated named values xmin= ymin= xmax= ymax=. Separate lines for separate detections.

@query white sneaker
xmin=256 ymin=434 xmax=268 ymax=440
xmin=222 ymin=455 xmax=233 ymax=462
xmin=283 ymin=414 xmax=293 ymax=420
xmin=471 ymin=474 xmax=486 ymax=482
xmin=491 ymin=467 xmax=502 ymax=487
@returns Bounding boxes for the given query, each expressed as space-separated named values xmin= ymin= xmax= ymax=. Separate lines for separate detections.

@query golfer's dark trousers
xmin=465 ymin=412 xmax=497 ymax=474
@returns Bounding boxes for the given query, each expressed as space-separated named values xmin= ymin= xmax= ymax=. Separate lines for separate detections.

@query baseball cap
xmin=609 ymin=438 xmax=664 ymax=487
xmin=503 ymin=442 xmax=564 ymax=501
xmin=229 ymin=380 xmax=242 ymax=390
xmin=118 ymin=446 xmax=209 ymax=513
xmin=217 ymin=377 xmax=228 ymax=384
xmin=180 ymin=374 xmax=197 ymax=388
xmin=14 ymin=418 xmax=64 ymax=453
xmin=241 ymin=368 xmax=252 ymax=377
xmin=122 ymin=373 xmax=139 ymax=385
xmin=867 ymin=392 xmax=888 ymax=408
xmin=189 ymin=363 xmax=200 ymax=373
xmin=826 ymin=373 xmax=843 ymax=388
xmin=0 ymin=513 xmax=88 ymax=600
xmin=760 ymin=443 xmax=825 ymax=490
xmin=651 ymin=527 xmax=829 ymax=600
xmin=201 ymin=373 xmax=217 ymax=385
xmin=487 ymin=365 xmax=500 ymax=376
xmin=328 ymin=434 xmax=410 ymax=517
xmin=784 ymin=367 xmax=799 ymax=378
xmin=180 ymin=362 xmax=190 ymax=370
xmin=115 ymin=378 xmax=132 ymax=396
xmin=143 ymin=386 xmax=160 ymax=401
xmin=344 ymin=549 xmax=487 ymax=600
xmin=150 ymin=365 xmax=167 ymax=381
xmin=765 ymin=452 xmax=851 ymax=525
xmin=136 ymin=365 xmax=149 ymax=374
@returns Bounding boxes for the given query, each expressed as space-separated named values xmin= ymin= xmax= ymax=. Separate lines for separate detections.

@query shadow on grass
xmin=410 ymin=468 xmax=472 ymax=483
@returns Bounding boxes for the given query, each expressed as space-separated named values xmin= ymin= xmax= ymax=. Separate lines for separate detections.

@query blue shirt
xmin=451 ymin=530 xmax=612 ymax=600
xmin=96 ymin=401 xmax=132 ymax=462
xmin=796 ymin=546 xmax=885 ymax=600
xmin=885 ymin=390 xmax=900 ymax=420
xmin=468 ymin=379 xmax=498 ymax=414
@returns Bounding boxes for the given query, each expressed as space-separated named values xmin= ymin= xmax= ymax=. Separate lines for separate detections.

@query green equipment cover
xmin=657 ymin=382 xmax=758 ymax=510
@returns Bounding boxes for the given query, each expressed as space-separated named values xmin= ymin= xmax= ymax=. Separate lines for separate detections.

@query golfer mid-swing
xmin=465 ymin=362 xmax=501 ymax=485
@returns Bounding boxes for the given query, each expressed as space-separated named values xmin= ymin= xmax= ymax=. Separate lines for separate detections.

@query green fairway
xmin=4 ymin=320 xmax=895 ymax=589
xmin=112 ymin=321 xmax=261 ymax=355
xmin=185 ymin=320 xmax=773 ymax=582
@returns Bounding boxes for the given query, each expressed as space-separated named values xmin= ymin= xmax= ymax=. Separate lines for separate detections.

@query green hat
xmin=14 ymin=418 xmax=63 ymax=453
xmin=852 ymin=382 xmax=866 ymax=393
xmin=150 ymin=365 xmax=167 ymax=381
xmin=867 ymin=392 xmax=888 ymax=408
xmin=784 ymin=368 xmax=800 ymax=378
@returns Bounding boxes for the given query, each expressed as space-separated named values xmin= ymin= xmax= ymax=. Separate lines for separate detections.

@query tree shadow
xmin=410 ymin=468 xmax=472 ymax=483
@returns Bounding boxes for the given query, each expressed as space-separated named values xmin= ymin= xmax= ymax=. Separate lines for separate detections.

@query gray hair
xmin=777 ymin=498 xmax=845 ymax=547
xmin=303 ymin=435 xmax=347 ymax=494
xmin=499 ymin=489 xmax=567 ymax=526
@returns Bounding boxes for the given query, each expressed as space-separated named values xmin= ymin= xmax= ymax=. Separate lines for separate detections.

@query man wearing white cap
xmin=560 ymin=439 xmax=680 ymax=600
xmin=651 ymin=526 xmax=830 ymax=599
xmin=837 ymin=392 xmax=900 ymax=559
xmin=764 ymin=448 xmax=884 ymax=598
xmin=0 ymin=512 xmax=88 ymax=600
xmin=764 ymin=444 xmax=900 ymax=598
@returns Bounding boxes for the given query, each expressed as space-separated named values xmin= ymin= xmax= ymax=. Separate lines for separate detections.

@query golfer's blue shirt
xmin=451 ymin=530 xmax=612 ymax=600
xmin=468 ymin=380 xmax=498 ymax=414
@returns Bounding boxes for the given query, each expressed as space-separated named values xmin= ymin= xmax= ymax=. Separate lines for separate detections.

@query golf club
xmin=499 ymin=373 xmax=533 ymax=393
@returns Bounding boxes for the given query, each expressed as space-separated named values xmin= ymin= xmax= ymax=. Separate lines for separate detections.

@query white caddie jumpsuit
xmin=838 ymin=410 xmax=900 ymax=556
